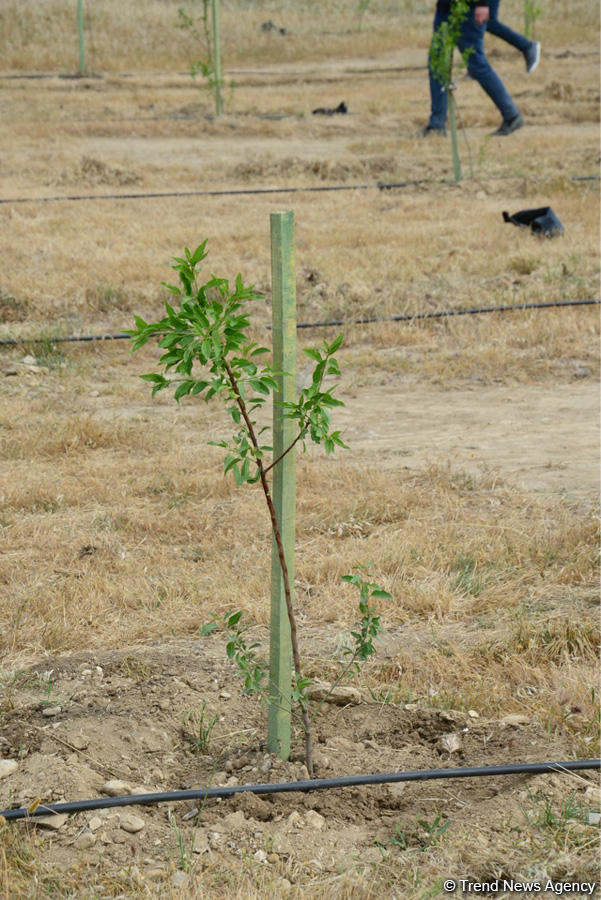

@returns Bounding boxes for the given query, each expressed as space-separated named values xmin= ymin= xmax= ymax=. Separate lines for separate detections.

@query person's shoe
xmin=524 ymin=41 xmax=541 ymax=73
xmin=419 ymin=124 xmax=446 ymax=137
xmin=491 ymin=113 xmax=524 ymax=136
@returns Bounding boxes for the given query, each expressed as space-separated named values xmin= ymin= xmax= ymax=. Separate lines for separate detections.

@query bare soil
xmin=1 ymin=637 xmax=597 ymax=895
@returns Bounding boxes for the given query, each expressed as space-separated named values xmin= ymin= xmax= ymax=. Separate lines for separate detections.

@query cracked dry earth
xmin=0 ymin=638 xmax=596 ymax=892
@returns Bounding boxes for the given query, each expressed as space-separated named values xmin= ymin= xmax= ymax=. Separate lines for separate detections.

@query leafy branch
xmin=128 ymin=241 xmax=349 ymax=776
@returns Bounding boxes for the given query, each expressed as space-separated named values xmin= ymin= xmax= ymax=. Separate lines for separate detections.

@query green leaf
xmin=371 ymin=589 xmax=392 ymax=600
xmin=248 ymin=379 xmax=270 ymax=396
xmin=161 ymin=281 xmax=182 ymax=296
xmin=326 ymin=334 xmax=344 ymax=354
xmin=226 ymin=610 xmax=243 ymax=628
xmin=173 ymin=380 xmax=195 ymax=401
xmin=303 ymin=348 xmax=322 ymax=363
xmin=140 ymin=373 xmax=166 ymax=384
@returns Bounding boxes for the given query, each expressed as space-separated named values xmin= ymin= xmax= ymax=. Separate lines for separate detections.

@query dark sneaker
xmin=524 ymin=41 xmax=541 ymax=73
xmin=419 ymin=125 xmax=446 ymax=137
xmin=491 ymin=113 xmax=524 ymax=136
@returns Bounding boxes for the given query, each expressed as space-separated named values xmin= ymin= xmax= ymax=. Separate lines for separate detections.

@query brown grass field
xmin=0 ymin=1 xmax=600 ymax=897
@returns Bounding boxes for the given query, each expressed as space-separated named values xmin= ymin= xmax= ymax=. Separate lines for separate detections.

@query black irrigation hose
xmin=0 ymin=179 xmax=434 ymax=205
xmin=1 ymin=174 xmax=598 ymax=206
xmin=2 ymin=759 xmax=599 ymax=822
xmin=0 ymin=298 xmax=598 ymax=348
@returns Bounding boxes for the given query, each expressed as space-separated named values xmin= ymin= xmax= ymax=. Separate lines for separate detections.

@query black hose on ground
xmin=0 ymin=173 xmax=598 ymax=206
xmin=0 ymin=299 xmax=598 ymax=347
xmin=2 ymin=759 xmax=599 ymax=822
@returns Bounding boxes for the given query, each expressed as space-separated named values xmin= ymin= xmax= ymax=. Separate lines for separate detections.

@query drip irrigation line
xmin=1 ymin=173 xmax=597 ymax=206
xmin=0 ymin=179 xmax=434 ymax=205
xmin=2 ymin=759 xmax=599 ymax=822
xmin=0 ymin=299 xmax=598 ymax=348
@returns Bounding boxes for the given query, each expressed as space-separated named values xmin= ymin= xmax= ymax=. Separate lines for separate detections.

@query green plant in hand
xmin=429 ymin=0 xmax=473 ymax=182
xmin=128 ymin=240 xmax=347 ymax=777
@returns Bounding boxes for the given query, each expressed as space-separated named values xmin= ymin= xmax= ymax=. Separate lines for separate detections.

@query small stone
xmin=286 ymin=811 xmax=301 ymax=828
xmin=500 ymin=713 xmax=530 ymax=726
xmin=362 ymin=739 xmax=380 ymax=752
xmin=22 ymin=355 xmax=37 ymax=366
xmin=0 ymin=759 xmax=18 ymax=779
xmin=584 ymin=786 xmax=601 ymax=806
xmin=260 ymin=759 xmax=272 ymax=774
xmin=171 ymin=870 xmax=189 ymax=889
xmin=81 ymin=669 xmax=92 ymax=677
xmin=35 ymin=813 xmax=68 ymax=830
xmin=74 ymin=830 xmax=96 ymax=850
xmin=224 ymin=810 xmax=245 ymax=829
xmin=254 ymin=849 xmax=268 ymax=863
xmin=88 ymin=816 xmax=103 ymax=832
xmin=182 ymin=808 xmax=198 ymax=821
xmin=220 ymin=690 xmax=231 ymax=700
xmin=587 ymin=812 xmax=601 ymax=825
xmin=193 ymin=829 xmax=209 ymax=854
xmin=89 ymin=390 xmax=100 ymax=397
xmin=95 ymin=666 xmax=104 ymax=676
xmin=42 ymin=706 xmax=62 ymax=717
xmin=102 ymin=779 xmax=132 ymax=796
xmin=158 ymin=699 xmax=170 ymax=711
xmin=112 ymin=831 xmax=127 ymax=844
xmin=573 ymin=366 xmax=591 ymax=379
xmin=296 ymin=764 xmax=310 ymax=781
xmin=438 ymin=733 xmax=462 ymax=754
xmin=385 ymin=782 xmax=406 ymax=801
xmin=146 ymin=868 xmax=166 ymax=881
xmin=69 ymin=734 xmax=90 ymax=751
xmin=278 ymin=877 xmax=292 ymax=892
xmin=305 ymin=682 xmax=361 ymax=706
xmin=468 ymin=709 xmax=479 ymax=718
xmin=312 ymin=751 xmax=330 ymax=772
xmin=120 ymin=813 xmax=145 ymax=833
xmin=305 ymin=810 xmax=326 ymax=830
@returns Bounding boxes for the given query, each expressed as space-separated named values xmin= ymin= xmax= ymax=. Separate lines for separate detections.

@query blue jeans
xmin=487 ymin=0 xmax=530 ymax=53
xmin=428 ymin=6 xmax=520 ymax=129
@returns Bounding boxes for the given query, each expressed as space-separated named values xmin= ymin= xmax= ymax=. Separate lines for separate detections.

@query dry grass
xmin=0 ymin=1 xmax=599 ymax=896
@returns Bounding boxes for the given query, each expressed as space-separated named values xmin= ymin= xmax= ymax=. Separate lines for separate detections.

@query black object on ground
xmin=503 ymin=206 xmax=564 ymax=236
xmin=2 ymin=760 xmax=599 ymax=822
xmin=312 ymin=101 xmax=348 ymax=115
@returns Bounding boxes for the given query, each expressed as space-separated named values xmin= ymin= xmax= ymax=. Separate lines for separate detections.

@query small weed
xmin=86 ymin=283 xmax=131 ymax=313
xmin=416 ymin=813 xmax=451 ymax=850
xmin=94 ymin=513 xmax=125 ymax=532
xmin=450 ymin=553 xmax=488 ymax=596
xmin=168 ymin=811 xmax=192 ymax=872
xmin=118 ymin=656 xmax=153 ymax=681
xmin=182 ymin=701 xmax=219 ymax=754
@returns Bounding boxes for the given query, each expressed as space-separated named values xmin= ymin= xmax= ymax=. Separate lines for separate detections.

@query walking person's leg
xmin=458 ymin=7 xmax=523 ymax=134
xmin=486 ymin=0 xmax=541 ymax=71
xmin=424 ymin=7 xmax=449 ymax=133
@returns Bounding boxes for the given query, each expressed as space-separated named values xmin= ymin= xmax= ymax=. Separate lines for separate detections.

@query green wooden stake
xmin=267 ymin=210 xmax=296 ymax=760
xmin=211 ymin=0 xmax=223 ymax=116
xmin=77 ymin=0 xmax=86 ymax=76
xmin=448 ymin=90 xmax=461 ymax=183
